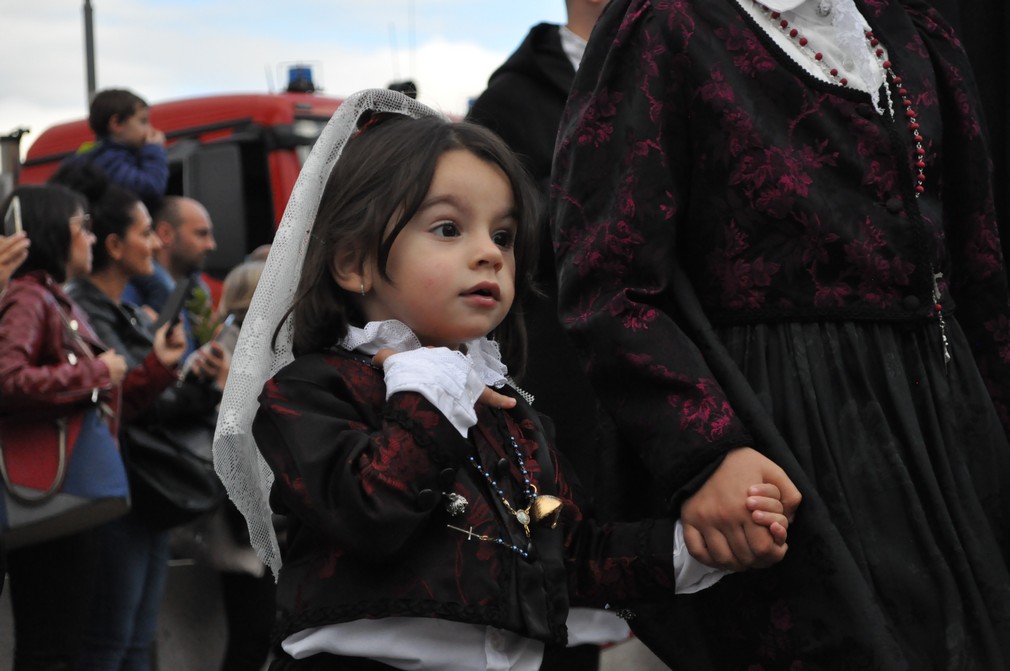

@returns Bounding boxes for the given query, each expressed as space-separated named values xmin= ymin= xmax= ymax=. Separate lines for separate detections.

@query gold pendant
xmin=532 ymin=495 xmax=562 ymax=529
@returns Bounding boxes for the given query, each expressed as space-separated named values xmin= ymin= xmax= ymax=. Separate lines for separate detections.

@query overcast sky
xmin=1 ymin=1 xmax=567 ymax=156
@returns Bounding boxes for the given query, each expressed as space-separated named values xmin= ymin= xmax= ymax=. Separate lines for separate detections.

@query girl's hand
xmin=746 ymin=483 xmax=789 ymax=545
xmin=152 ymin=321 xmax=187 ymax=368
xmin=477 ymin=386 xmax=516 ymax=409
xmin=371 ymin=348 xmax=397 ymax=367
xmin=681 ymin=447 xmax=801 ymax=571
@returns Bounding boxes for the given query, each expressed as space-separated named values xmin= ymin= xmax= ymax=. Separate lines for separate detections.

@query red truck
xmin=14 ymin=84 xmax=345 ymax=294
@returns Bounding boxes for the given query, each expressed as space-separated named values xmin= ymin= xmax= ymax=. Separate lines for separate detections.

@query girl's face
xmin=355 ymin=148 xmax=518 ymax=348
xmin=113 ymin=201 xmax=161 ymax=278
xmin=65 ymin=209 xmax=96 ymax=279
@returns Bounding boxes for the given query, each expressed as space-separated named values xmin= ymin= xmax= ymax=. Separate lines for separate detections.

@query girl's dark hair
xmin=88 ymin=88 xmax=147 ymax=139
xmin=49 ymin=161 xmax=143 ymax=272
xmin=5 ymin=184 xmax=87 ymax=284
xmin=288 ymin=114 xmax=540 ymax=375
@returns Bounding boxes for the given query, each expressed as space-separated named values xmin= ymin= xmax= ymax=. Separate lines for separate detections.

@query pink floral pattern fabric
xmin=552 ymin=0 xmax=1010 ymax=667
xmin=552 ymin=0 xmax=1010 ymax=504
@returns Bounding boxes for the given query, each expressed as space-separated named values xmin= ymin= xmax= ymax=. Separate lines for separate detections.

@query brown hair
xmin=285 ymin=114 xmax=540 ymax=375
xmin=218 ymin=259 xmax=265 ymax=324
xmin=88 ymin=88 xmax=148 ymax=139
xmin=5 ymin=184 xmax=87 ymax=284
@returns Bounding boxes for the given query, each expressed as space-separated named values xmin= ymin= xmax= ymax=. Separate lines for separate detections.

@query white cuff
xmin=382 ymin=348 xmax=485 ymax=437
xmin=672 ymin=520 xmax=730 ymax=594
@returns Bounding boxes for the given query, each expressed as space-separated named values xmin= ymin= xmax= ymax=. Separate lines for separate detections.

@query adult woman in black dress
xmin=551 ymin=0 xmax=1010 ymax=668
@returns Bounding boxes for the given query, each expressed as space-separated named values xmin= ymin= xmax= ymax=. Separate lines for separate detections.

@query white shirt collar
xmin=559 ymin=25 xmax=587 ymax=71
xmin=340 ymin=319 xmax=510 ymax=388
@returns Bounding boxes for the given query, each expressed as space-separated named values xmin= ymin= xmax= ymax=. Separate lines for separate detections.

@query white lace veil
xmin=212 ymin=89 xmax=443 ymax=577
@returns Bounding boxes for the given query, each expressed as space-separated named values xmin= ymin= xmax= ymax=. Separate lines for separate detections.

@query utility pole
xmin=84 ymin=0 xmax=96 ymax=102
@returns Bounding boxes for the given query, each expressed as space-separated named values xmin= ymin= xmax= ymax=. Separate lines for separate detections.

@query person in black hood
xmin=467 ymin=3 xmax=626 ymax=670
xmin=468 ymin=1 xmax=606 ymax=190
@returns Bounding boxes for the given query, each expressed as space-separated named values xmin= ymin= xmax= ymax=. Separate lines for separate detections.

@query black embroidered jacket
xmin=253 ymin=348 xmax=678 ymax=644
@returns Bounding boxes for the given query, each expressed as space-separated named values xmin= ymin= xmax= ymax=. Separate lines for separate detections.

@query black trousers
xmin=6 ymin=528 xmax=103 ymax=671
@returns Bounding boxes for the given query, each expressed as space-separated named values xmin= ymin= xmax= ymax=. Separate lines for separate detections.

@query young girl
xmin=213 ymin=90 xmax=796 ymax=671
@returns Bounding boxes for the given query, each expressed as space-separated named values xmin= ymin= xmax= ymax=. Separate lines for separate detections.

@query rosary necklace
xmin=752 ymin=2 xmax=950 ymax=362
xmin=444 ymin=414 xmax=562 ymax=558
xmin=752 ymin=2 xmax=926 ymax=197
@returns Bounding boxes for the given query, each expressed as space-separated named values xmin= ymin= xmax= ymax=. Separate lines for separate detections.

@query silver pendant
xmin=816 ymin=0 xmax=832 ymax=17
xmin=444 ymin=492 xmax=468 ymax=517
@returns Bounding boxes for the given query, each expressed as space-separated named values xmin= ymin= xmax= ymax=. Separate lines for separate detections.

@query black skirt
xmin=635 ymin=318 xmax=1010 ymax=670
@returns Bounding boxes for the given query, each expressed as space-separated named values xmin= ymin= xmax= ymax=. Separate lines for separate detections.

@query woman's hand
xmin=97 ymin=349 xmax=128 ymax=385
xmin=0 ymin=232 xmax=30 ymax=292
xmin=187 ymin=341 xmax=230 ymax=388
xmin=152 ymin=321 xmax=187 ymax=368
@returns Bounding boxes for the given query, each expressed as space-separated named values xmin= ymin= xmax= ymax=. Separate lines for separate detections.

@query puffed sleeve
xmin=0 ymin=291 xmax=109 ymax=415
xmin=551 ymin=0 xmax=753 ymax=510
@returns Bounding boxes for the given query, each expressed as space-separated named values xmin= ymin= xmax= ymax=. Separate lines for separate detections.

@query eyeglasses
xmin=70 ymin=213 xmax=92 ymax=234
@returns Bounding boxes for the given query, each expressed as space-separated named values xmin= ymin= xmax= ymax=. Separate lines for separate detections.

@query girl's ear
xmin=330 ymin=249 xmax=372 ymax=295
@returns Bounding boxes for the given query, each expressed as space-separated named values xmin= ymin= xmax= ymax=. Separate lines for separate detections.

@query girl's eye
xmin=432 ymin=222 xmax=460 ymax=238
xmin=492 ymin=229 xmax=515 ymax=248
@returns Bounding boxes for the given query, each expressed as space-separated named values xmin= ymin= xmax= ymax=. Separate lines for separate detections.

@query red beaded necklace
xmin=753 ymin=2 xmax=926 ymax=197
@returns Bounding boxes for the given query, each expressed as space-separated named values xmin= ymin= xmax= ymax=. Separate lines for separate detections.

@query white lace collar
xmin=741 ymin=0 xmax=886 ymax=112
xmin=759 ymin=0 xmax=805 ymax=9
xmin=340 ymin=319 xmax=510 ymax=389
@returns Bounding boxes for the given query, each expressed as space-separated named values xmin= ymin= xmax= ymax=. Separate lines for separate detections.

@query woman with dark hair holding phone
xmin=51 ymin=162 xmax=222 ymax=671
xmin=0 ymin=184 xmax=180 ymax=671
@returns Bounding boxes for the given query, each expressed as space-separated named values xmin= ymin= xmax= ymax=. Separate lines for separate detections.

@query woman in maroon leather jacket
xmin=0 ymin=184 xmax=183 ymax=671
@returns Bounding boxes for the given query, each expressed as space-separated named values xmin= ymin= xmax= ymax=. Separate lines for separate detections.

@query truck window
xmin=167 ymin=138 xmax=275 ymax=281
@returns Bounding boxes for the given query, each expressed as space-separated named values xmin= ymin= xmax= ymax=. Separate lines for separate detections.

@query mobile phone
xmin=214 ymin=313 xmax=240 ymax=353
xmin=3 ymin=196 xmax=22 ymax=237
xmin=153 ymin=276 xmax=194 ymax=331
